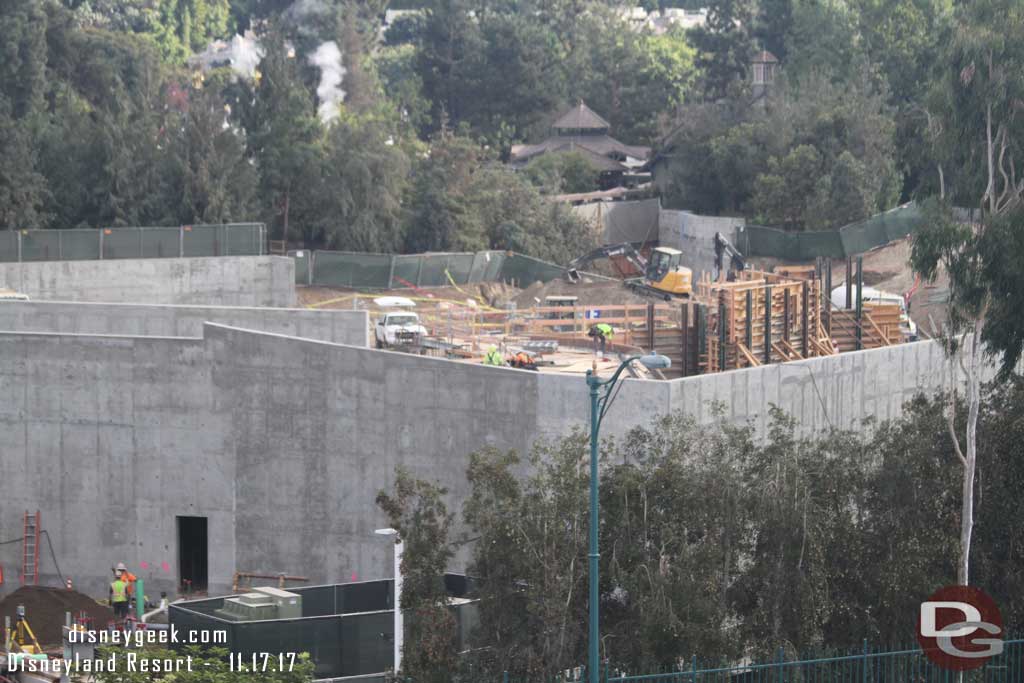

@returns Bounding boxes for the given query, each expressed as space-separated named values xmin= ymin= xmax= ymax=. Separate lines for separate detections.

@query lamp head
xmin=375 ymin=528 xmax=399 ymax=537
xmin=638 ymin=354 xmax=671 ymax=370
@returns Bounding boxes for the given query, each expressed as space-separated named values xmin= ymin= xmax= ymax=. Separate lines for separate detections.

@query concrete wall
xmin=659 ymin=211 xmax=746 ymax=279
xmin=0 ymin=300 xmax=369 ymax=348
xmin=0 ymin=332 xmax=236 ymax=598
xmin=0 ymin=322 xmax=977 ymax=602
xmin=0 ymin=256 xmax=296 ymax=307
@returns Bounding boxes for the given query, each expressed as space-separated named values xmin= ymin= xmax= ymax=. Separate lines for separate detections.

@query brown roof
xmin=552 ymin=101 xmax=611 ymax=131
xmin=510 ymin=135 xmax=651 ymax=170
xmin=752 ymin=50 xmax=779 ymax=64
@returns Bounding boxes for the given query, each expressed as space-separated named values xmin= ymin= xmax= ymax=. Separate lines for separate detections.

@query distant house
xmin=751 ymin=50 xmax=779 ymax=100
xmin=509 ymin=101 xmax=651 ymax=190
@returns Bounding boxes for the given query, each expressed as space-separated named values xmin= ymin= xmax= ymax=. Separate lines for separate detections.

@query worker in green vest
xmin=483 ymin=345 xmax=505 ymax=367
xmin=110 ymin=574 xmax=130 ymax=622
xmin=588 ymin=323 xmax=614 ymax=356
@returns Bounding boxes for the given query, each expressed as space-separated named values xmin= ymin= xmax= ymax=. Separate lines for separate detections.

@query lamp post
xmin=375 ymin=527 xmax=404 ymax=673
xmin=585 ymin=354 xmax=671 ymax=683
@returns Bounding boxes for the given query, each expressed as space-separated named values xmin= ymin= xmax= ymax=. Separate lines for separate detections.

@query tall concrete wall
xmin=0 ymin=332 xmax=236 ymax=598
xmin=0 ymin=256 xmax=296 ymax=307
xmin=0 ymin=322 xmax=978 ymax=602
xmin=659 ymin=211 xmax=746 ymax=279
xmin=0 ymin=300 xmax=369 ymax=348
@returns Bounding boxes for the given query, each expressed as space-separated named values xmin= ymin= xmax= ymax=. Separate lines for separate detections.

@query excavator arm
xmin=713 ymin=232 xmax=746 ymax=281
xmin=567 ymin=243 xmax=648 ymax=279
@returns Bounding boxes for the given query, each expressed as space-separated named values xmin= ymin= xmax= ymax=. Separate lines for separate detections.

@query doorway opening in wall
xmin=177 ymin=516 xmax=208 ymax=594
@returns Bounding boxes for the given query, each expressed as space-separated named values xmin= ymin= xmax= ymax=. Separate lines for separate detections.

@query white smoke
xmin=228 ymin=33 xmax=264 ymax=78
xmin=309 ymin=41 xmax=346 ymax=124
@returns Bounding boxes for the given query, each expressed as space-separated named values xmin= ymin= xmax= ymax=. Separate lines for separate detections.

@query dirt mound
xmin=0 ymin=586 xmax=114 ymax=647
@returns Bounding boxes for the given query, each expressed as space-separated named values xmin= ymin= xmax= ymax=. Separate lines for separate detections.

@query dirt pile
xmin=0 ymin=586 xmax=114 ymax=647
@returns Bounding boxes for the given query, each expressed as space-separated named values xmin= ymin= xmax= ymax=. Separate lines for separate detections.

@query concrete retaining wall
xmin=659 ymin=211 xmax=746 ymax=278
xmin=0 ymin=300 xmax=369 ymax=348
xmin=0 ymin=325 xmax=975 ymax=601
xmin=0 ymin=256 xmax=296 ymax=307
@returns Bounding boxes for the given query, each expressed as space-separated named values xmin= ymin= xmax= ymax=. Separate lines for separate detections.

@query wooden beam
xmin=737 ymin=342 xmax=761 ymax=367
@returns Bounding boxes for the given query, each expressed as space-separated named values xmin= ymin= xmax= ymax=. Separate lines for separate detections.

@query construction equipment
xmin=713 ymin=232 xmax=746 ymax=281
xmin=567 ymin=243 xmax=693 ymax=300
xmin=4 ymin=605 xmax=43 ymax=654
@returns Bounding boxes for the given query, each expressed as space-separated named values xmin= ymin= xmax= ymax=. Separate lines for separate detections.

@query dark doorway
xmin=177 ymin=516 xmax=208 ymax=594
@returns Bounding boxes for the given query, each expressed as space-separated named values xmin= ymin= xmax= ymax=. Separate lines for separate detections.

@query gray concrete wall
xmin=0 ymin=256 xmax=296 ymax=307
xmin=0 ymin=322 xmax=975 ymax=603
xmin=0 ymin=332 xmax=236 ymax=598
xmin=659 ymin=211 xmax=746 ymax=279
xmin=0 ymin=300 xmax=369 ymax=348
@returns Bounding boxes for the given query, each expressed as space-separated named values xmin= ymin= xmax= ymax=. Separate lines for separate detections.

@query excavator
xmin=712 ymin=231 xmax=746 ymax=281
xmin=566 ymin=243 xmax=693 ymax=300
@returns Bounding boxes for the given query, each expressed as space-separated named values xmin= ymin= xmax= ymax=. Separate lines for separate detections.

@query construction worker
xmin=511 ymin=350 xmax=538 ymax=371
xmin=588 ymin=323 xmax=614 ymax=356
xmin=483 ymin=345 xmax=505 ymax=366
xmin=110 ymin=572 xmax=130 ymax=622
xmin=113 ymin=563 xmax=138 ymax=607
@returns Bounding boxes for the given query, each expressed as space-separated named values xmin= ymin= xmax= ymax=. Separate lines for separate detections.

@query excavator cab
xmin=646 ymin=247 xmax=692 ymax=297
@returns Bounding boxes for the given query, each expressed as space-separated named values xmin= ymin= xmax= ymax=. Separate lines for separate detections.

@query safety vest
xmin=484 ymin=349 xmax=504 ymax=366
xmin=111 ymin=579 xmax=128 ymax=603
xmin=596 ymin=323 xmax=613 ymax=338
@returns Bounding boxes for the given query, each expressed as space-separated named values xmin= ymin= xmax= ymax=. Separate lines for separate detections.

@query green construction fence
xmin=739 ymin=202 xmax=924 ymax=259
xmin=301 ymin=250 xmax=566 ymax=289
xmin=0 ymin=224 xmax=266 ymax=262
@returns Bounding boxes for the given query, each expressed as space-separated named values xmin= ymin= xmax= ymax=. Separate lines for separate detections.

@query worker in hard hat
xmin=112 ymin=562 xmax=138 ymax=608
xmin=588 ymin=323 xmax=614 ymax=357
xmin=110 ymin=571 xmax=130 ymax=623
xmin=483 ymin=345 xmax=505 ymax=366
xmin=511 ymin=350 xmax=538 ymax=371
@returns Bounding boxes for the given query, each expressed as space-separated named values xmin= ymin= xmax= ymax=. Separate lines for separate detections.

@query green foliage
xmin=0 ymin=101 xmax=50 ymax=230
xmin=444 ymin=384 xmax=1024 ymax=677
xmin=376 ymin=468 xmax=458 ymax=683
xmin=522 ymin=152 xmax=599 ymax=194
xmin=404 ymin=133 xmax=596 ymax=262
xmin=688 ymin=0 xmax=754 ymax=100
xmin=662 ymin=70 xmax=900 ymax=229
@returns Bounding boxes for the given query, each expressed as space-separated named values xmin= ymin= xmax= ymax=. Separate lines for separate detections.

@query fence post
xmin=503 ymin=670 xmax=509 ymax=683
xmin=691 ymin=655 xmax=696 ymax=682
xmin=862 ymin=639 xmax=869 ymax=683
xmin=179 ymin=226 xmax=185 ymax=257
xmin=680 ymin=304 xmax=689 ymax=377
xmin=778 ymin=646 xmax=785 ymax=683
xmin=98 ymin=229 xmax=103 ymax=260
xmin=58 ymin=231 xmax=63 ymax=260
xmin=17 ymin=231 xmax=22 ymax=263
xmin=845 ymin=257 xmax=853 ymax=309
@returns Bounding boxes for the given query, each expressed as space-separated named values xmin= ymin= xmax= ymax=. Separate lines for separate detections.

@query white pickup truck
xmin=375 ymin=311 xmax=428 ymax=349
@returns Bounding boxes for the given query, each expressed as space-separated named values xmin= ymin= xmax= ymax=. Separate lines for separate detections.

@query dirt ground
xmin=0 ymin=585 xmax=115 ymax=647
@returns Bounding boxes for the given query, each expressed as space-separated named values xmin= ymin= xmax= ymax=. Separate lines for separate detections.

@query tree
xmin=688 ymin=0 xmax=754 ymax=101
xmin=0 ymin=102 xmax=49 ymax=230
xmin=240 ymin=30 xmax=323 ymax=242
xmin=313 ymin=114 xmax=410 ymax=251
xmin=0 ymin=0 xmax=48 ymax=119
xmin=376 ymin=468 xmax=457 ymax=683
xmin=521 ymin=151 xmax=599 ymax=194
xmin=165 ymin=75 xmax=258 ymax=225
xmin=912 ymin=0 xmax=1024 ymax=586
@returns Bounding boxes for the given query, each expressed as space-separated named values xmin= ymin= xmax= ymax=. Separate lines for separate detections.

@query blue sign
xmin=585 ymin=310 xmax=600 ymax=319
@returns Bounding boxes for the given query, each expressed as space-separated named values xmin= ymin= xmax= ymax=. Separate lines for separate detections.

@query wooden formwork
xmin=695 ymin=270 xmax=836 ymax=374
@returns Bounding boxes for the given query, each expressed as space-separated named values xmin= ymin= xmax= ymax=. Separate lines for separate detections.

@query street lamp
xmin=585 ymin=354 xmax=670 ymax=683
xmin=375 ymin=527 xmax=404 ymax=673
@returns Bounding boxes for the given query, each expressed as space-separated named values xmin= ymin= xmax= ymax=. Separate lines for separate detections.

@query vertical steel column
xmin=825 ymin=260 xmax=832 ymax=333
xmin=855 ymin=256 xmax=864 ymax=350
xmin=745 ymin=290 xmax=753 ymax=351
xmin=680 ymin=304 xmax=689 ymax=377
xmin=764 ymin=286 xmax=772 ymax=364
xmin=845 ymin=257 xmax=853 ymax=309
xmin=718 ymin=301 xmax=727 ymax=371
xmin=801 ymin=283 xmax=809 ymax=357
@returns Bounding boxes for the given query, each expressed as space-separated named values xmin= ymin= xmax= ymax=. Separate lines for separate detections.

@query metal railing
xmin=499 ymin=639 xmax=1024 ymax=683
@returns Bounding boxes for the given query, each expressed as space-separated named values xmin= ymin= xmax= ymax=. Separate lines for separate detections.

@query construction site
xmin=0 ymin=219 xmax=965 ymax=681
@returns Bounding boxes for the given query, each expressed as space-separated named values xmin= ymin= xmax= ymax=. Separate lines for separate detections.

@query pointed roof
xmin=552 ymin=101 xmax=610 ymax=132
xmin=752 ymin=50 xmax=779 ymax=64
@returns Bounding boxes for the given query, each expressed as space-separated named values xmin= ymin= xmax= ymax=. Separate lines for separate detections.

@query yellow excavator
xmin=566 ymin=243 xmax=692 ymax=300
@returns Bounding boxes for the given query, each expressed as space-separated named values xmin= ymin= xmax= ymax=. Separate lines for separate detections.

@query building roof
xmin=552 ymin=101 xmax=611 ymax=131
xmin=509 ymin=135 xmax=651 ymax=172
xmin=752 ymin=50 xmax=779 ymax=64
